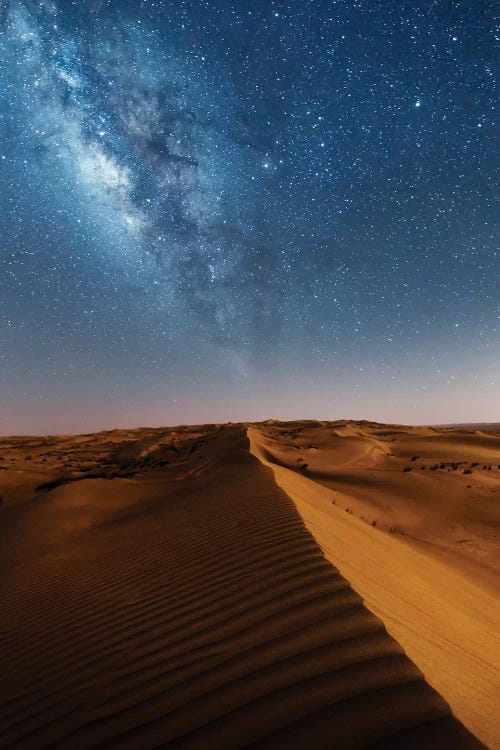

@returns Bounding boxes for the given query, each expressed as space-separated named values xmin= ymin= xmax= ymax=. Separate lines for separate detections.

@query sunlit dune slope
xmin=0 ymin=425 xmax=483 ymax=749
xmin=249 ymin=421 xmax=500 ymax=748
xmin=252 ymin=420 xmax=500 ymax=574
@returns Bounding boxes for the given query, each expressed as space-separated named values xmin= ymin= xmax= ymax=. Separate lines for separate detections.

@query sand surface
xmin=0 ymin=422 xmax=496 ymax=748
xmin=248 ymin=421 xmax=500 ymax=748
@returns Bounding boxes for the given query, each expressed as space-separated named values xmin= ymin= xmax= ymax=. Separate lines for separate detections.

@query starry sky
xmin=0 ymin=0 xmax=498 ymax=433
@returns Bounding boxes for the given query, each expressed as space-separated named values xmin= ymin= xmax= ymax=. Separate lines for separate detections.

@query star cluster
xmin=0 ymin=0 xmax=498 ymax=431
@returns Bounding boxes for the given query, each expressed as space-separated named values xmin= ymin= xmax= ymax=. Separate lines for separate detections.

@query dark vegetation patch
xmin=35 ymin=469 xmax=137 ymax=492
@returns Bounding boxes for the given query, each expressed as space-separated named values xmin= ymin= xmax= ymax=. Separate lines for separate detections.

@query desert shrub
xmin=403 ymin=467 xmax=412 ymax=472
xmin=463 ymin=468 xmax=472 ymax=475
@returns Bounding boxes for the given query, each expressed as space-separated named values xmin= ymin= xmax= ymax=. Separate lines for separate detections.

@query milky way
xmin=0 ymin=0 xmax=498 ymax=431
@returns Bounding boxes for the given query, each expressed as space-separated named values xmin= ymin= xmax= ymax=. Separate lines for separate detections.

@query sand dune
xmin=251 ymin=420 xmax=500 ymax=575
xmin=249 ymin=421 xmax=500 ymax=748
xmin=0 ymin=424 xmax=493 ymax=748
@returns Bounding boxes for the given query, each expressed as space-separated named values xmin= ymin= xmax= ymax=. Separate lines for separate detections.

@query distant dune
xmin=1 ymin=421 xmax=498 ymax=748
xmin=435 ymin=423 xmax=500 ymax=434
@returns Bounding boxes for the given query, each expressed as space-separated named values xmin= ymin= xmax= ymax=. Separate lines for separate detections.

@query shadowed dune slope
xmin=1 ymin=426 xmax=484 ymax=749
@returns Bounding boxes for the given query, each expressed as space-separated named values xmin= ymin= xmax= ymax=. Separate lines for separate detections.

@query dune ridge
xmin=0 ymin=425 xmax=487 ymax=748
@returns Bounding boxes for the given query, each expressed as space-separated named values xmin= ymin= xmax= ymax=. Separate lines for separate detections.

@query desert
xmin=1 ymin=421 xmax=499 ymax=749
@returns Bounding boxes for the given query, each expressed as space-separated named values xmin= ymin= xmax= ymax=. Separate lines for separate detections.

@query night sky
xmin=0 ymin=0 xmax=498 ymax=433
